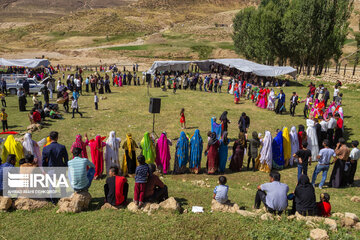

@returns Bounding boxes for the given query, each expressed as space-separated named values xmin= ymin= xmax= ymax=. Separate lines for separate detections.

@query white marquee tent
xmin=0 ymin=58 xmax=51 ymax=68
xmin=148 ymin=58 xmax=297 ymax=78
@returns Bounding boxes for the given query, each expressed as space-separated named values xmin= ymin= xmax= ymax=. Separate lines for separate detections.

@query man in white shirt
xmin=333 ymin=86 xmax=339 ymax=101
xmin=326 ymin=113 xmax=337 ymax=148
xmin=319 ymin=116 xmax=328 ymax=148
xmin=349 ymin=140 xmax=359 ymax=185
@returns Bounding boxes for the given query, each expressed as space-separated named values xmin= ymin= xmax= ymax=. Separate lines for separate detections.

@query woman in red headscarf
xmin=89 ymin=135 xmax=106 ymax=179
xmin=70 ymin=134 xmax=89 ymax=158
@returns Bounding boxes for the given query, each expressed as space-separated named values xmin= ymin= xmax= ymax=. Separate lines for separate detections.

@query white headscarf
xmin=290 ymin=126 xmax=299 ymax=166
xmin=22 ymin=133 xmax=42 ymax=165
xmin=306 ymin=119 xmax=319 ymax=162
xmin=105 ymin=131 xmax=121 ymax=174
xmin=260 ymin=131 xmax=272 ymax=169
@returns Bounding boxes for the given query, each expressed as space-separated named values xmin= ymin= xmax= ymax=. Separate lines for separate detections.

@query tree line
xmin=232 ymin=0 xmax=354 ymax=75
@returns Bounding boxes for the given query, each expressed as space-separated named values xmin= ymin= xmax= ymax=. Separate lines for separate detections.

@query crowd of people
xmin=0 ymin=65 xmax=358 ymax=217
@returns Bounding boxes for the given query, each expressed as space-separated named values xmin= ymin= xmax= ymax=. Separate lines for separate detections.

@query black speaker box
xmin=149 ymin=98 xmax=161 ymax=113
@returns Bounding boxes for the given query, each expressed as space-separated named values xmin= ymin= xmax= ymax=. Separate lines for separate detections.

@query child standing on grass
xmin=134 ymin=155 xmax=150 ymax=208
xmin=180 ymin=108 xmax=186 ymax=129
xmin=0 ymin=108 xmax=8 ymax=132
xmin=71 ymin=96 xmax=83 ymax=118
xmin=0 ymin=92 xmax=6 ymax=107
xmin=94 ymin=92 xmax=99 ymax=110
xmin=213 ymin=176 xmax=229 ymax=204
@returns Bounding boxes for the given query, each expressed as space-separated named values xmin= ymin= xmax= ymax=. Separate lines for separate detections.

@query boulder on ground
xmin=341 ymin=217 xmax=356 ymax=228
xmin=350 ymin=196 xmax=360 ymax=202
xmin=295 ymin=211 xmax=306 ymax=221
xmin=127 ymin=202 xmax=139 ymax=212
xmin=57 ymin=191 xmax=92 ymax=213
xmin=332 ymin=212 xmax=344 ymax=218
xmin=310 ymin=228 xmax=329 ymax=240
xmin=101 ymin=203 xmax=120 ymax=210
xmin=14 ymin=198 xmax=50 ymax=211
xmin=142 ymin=203 xmax=160 ymax=213
xmin=0 ymin=197 xmax=12 ymax=211
xmin=260 ymin=213 xmax=274 ymax=221
xmin=159 ymin=197 xmax=180 ymax=211
xmin=323 ymin=218 xmax=337 ymax=231
xmin=344 ymin=212 xmax=359 ymax=222
xmin=27 ymin=124 xmax=42 ymax=132
xmin=211 ymin=199 xmax=239 ymax=213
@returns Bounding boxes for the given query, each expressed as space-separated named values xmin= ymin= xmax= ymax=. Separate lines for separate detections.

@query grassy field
xmin=0 ymin=73 xmax=359 ymax=239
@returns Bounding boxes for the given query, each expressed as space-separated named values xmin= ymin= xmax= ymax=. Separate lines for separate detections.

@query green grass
xmin=190 ymin=45 xmax=214 ymax=59
xmin=0 ymin=72 xmax=359 ymax=239
xmin=107 ymin=45 xmax=150 ymax=51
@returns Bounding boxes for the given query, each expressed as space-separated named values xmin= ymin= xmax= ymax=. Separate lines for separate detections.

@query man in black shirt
xmin=293 ymin=142 xmax=312 ymax=181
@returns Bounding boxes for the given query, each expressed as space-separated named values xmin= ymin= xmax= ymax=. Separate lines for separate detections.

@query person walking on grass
xmin=180 ymin=108 xmax=186 ymax=129
xmin=94 ymin=92 xmax=99 ymax=110
xmin=71 ymin=96 xmax=83 ymax=118
xmin=0 ymin=108 xmax=8 ymax=133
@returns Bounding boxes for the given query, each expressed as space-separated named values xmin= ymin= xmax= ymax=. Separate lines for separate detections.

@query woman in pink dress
xmin=258 ymin=89 xmax=267 ymax=109
xmin=155 ymin=132 xmax=172 ymax=174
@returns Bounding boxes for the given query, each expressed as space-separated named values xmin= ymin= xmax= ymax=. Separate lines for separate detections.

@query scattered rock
xmin=57 ymin=191 xmax=92 ymax=213
xmin=159 ymin=197 xmax=180 ymax=211
xmin=344 ymin=212 xmax=359 ymax=222
xmin=254 ymin=208 xmax=265 ymax=215
xmin=350 ymin=196 xmax=360 ymax=202
xmin=341 ymin=217 xmax=356 ymax=228
xmin=306 ymin=220 xmax=317 ymax=228
xmin=306 ymin=216 xmax=324 ymax=223
xmin=237 ymin=210 xmax=256 ymax=217
xmin=295 ymin=211 xmax=306 ymax=221
xmin=191 ymin=180 xmax=207 ymax=188
xmin=260 ymin=213 xmax=274 ymax=221
xmin=27 ymin=124 xmax=42 ymax=133
xmin=183 ymin=209 xmax=188 ymax=214
xmin=287 ymin=215 xmax=296 ymax=220
xmin=310 ymin=228 xmax=329 ymax=240
xmin=100 ymin=96 xmax=107 ymax=100
xmin=14 ymin=198 xmax=50 ymax=211
xmin=101 ymin=203 xmax=120 ymax=210
xmin=127 ymin=202 xmax=139 ymax=213
xmin=0 ymin=197 xmax=12 ymax=211
xmin=332 ymin=212 xmax=344 ymax=218
xmin=323 ymin=218 xmax=337 ymax=231
xmin=354 ymin=222 xmax=360 ymax=230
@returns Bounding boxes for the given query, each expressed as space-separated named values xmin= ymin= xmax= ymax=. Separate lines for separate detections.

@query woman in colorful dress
xmin=206 ymin=132 xmax=220 ymax=174
xmin=229 ymin=132 xmax=247 ymax=172
xmin=219 ymin=131 xmax=229 ymax=174
xmin=272 ymin=130 xmax=284 ymax=170
xmin=155 ymin=132 xmax=172 ymax=174
xmin=89 ymin=135 xmax=106 ymax=179
xmin=189 ymin=129 xmax=203 ymax=174
xmin=173 ymin=131 xmax=189 ymax=174
xmin=121 ymin=133 xmax=138 ymax=176
xmin=140 ymin=132 xmax=156 ymax=164
xmin=259 ymin=131 xmax=272 ymax=173
xmin=70 ymin=134 xmax=89 ymax=159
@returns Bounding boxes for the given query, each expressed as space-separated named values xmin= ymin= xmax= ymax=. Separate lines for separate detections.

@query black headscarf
xmin=222 ymin=131 xmax=229 ymax=145
xmin=220 ymin=111 xmax=228 ymax=122
xmin=208 ymin=132 xmax=218 ymax=146
xmin=294 ymin=174 xmax=317 ymax=212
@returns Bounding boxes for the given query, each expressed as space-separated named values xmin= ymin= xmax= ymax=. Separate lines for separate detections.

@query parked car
xmin=7 ymin=78 xmax=45 ymax=95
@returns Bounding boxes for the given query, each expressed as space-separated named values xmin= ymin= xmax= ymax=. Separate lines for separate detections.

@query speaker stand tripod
xmin=151 ymin=113 xmax=159 ymax=138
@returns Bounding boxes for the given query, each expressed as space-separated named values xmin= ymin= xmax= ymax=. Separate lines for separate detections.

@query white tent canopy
xmin=0 ymin=58 xmax=50 ymax=68
xmin=148 ymin=58 xmax=297 ymax=78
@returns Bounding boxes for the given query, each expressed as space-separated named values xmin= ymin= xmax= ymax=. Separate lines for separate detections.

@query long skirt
xmin=173 ymin=154 xmax=186 ymax=174
xmin=329 ymin=160 xmax=345 ymax=188
xmin=229 ymin=148 xmax=244 ymax=172
xmin=125 ymin=150 xmax=137 ymax=174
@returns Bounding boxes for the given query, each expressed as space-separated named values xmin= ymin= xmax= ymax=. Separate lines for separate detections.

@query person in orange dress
xmin=180 ymin=108 xmax=186 ymax=129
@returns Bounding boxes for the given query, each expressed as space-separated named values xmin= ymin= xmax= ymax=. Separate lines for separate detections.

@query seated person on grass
xmin=213 ymin=176 xmax=229 ymax=204
xmin=68 ymin=147 xmax=95 ymax=192
xmin=104 ymin=166 xmax=128 ymax=207
xmin=144 ymin=164 xmax=168 ymax=203
xmin=254 ymin=171 xmax=289 ymax=215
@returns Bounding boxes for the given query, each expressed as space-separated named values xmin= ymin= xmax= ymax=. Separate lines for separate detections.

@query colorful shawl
xmin=282 ymin=127 xmax=291 ymax=166
xmin=211 ymin=117 xmax=222 ymax=140
xmin=189 ymin=129 xmax=203 ymax=169
xmin=177 ymin=131 xmax=189 ymax=168
xmin=155 ymin=133 xmax=171 ymax=173
xmin=2 ymin=135 xmax=24 ymax=163
xmin=140 ymin=132 xmax=156 ymax=164
xmin=272 ymin=131 xmax=284 ymax=169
